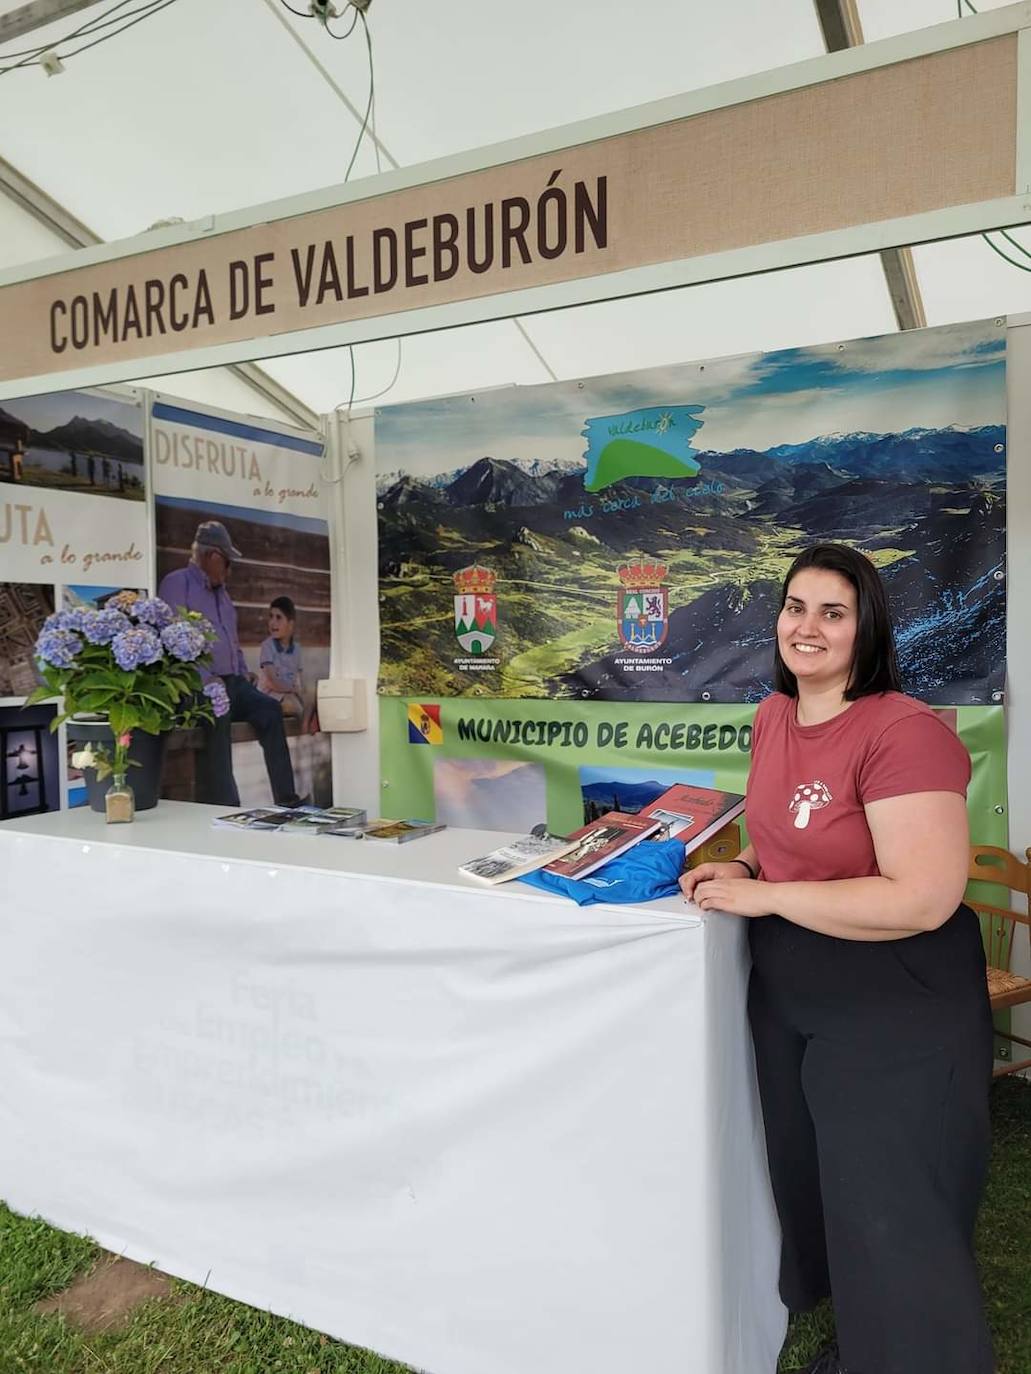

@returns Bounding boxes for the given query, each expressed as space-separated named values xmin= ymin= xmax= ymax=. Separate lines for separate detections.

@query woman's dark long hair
xmin=773 ymin=543 xmax=901 ymax=699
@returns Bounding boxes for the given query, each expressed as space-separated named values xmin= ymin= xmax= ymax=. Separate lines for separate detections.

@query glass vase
xmin=105 ymin=772 xmax=135 ymax=824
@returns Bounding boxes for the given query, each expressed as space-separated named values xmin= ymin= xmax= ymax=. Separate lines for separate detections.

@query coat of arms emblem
xmin=453 ymin=564 xmax=497 ymax=654
xmin=617 ymin=560 xmax=669 ymax=654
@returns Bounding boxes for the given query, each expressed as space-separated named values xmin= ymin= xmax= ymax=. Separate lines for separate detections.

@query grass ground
xmin=1 ymin=1078 xmax=1028 ymax=1374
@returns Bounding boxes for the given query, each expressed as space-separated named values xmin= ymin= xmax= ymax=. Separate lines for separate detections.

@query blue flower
xmin=42 ymin=608 xmax=87 ymax=634
xmin=203 ymin=680 xmax=231 ymax=717
xmin=111 ymin=625 xmax=164 ymax=671
xmin=161 ymin=619 xmax=207 ymax=662
xmin=36 ymin=627 xmax=83 ymax=668
xmin=81 ymin=608 xmax=132 ymax=644
xmin=132 ymin=597 xmax=175 ymax=630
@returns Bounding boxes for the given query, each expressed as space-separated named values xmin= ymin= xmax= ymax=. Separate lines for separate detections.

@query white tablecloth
xmin=0 ymin=802 xmax=785 ymax=1374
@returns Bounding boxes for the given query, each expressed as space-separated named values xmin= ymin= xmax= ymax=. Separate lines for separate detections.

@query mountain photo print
xmin=375 ymin=319 xmax=1006 ymax=705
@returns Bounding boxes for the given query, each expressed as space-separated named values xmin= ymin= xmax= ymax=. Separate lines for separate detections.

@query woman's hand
xmin=679 ymin=860 xmax=753 ymax=902
xmin=690 ymin=877 xmax=773 ymax=918
xmin=680 ymin=861 xmax=773 ymax=917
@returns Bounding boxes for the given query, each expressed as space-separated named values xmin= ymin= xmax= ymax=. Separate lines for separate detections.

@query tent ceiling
xmin=0 ymin=0 xmax=1029 ymax=423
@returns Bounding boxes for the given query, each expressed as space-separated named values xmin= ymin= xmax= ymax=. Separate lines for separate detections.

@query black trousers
xmin=748 ymin=905 xmax=994 ymax=1374
xmin=198 ymin=673 xmax=298 ymax=808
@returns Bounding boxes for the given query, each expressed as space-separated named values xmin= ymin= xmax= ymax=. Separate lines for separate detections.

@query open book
xmin=638 ymin=783 xmax=745 ymax=854
xmin=459 ymin=832 xmax=579 ymax=885
xmin=542 ymin=811 xmax=661 ymax=881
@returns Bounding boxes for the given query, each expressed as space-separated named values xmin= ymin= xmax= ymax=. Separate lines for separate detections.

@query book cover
xmin=319 ymin=807 xmax=368 ymax=825
xmin=319 ymin=821 xmax=369 ymax=839
xmin=542 ymin=812 xmax=661 ymax=881
xmin=361 ymin=819 xmax=445 ymax=844
xmin=638 ymin=783 xmax=746 ymax=854
xmin=213 ymin=807 xmax=293 ymax=830
xmin=459 ymin=832 xmax=579 ymax=885
xmin=279 ymin=806 xmax=369 ymax=835
xmin=278 ymin=813 xmax=347 ymax=835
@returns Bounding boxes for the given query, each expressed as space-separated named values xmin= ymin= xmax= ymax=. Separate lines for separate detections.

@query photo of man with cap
xmin=158 ymin=520 xmax=305 ymax=808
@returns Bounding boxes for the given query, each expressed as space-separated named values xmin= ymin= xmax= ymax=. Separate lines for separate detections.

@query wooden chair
xmin=967 ymin=846 xmax=1031 ymax=1078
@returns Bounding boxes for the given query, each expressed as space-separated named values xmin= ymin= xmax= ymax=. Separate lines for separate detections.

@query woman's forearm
xmin=765 ymin=875 xmax=951 ymax=941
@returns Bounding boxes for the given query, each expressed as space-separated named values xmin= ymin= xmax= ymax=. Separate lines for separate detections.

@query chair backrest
xmin=967 ymin=845 xmax=1031 ymax=970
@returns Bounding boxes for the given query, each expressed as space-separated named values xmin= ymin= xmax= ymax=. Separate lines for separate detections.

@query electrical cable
xmin=59 ymin=0 xmax=180 ymax=60
xmin=954 ymin=1 xmax=1031 ymax=278
xmin=997 ymin=228 xmax=1031 ymax=260
xmin=340 ymin=9 xmax=379 ymax=415
xmin=277 ymin=0 xmax=359 ymax=37
xmin=981 ymin=235 xmax=1031 ymax=273
xmin=347 ymin=8 xmax=403 ymax=406
xmin=342 ymin=8 xmax=374 ymax=183
xmin=0 ymin=0 xmax=179 ymax=75
xmin=327 ymin=4 xmax=399 ymax=429
xmin=326 ymin=7 xmax=359 ymax=40
xmin=352 ymin=342 xmax=404 ymax=405
xmin=0 ymin=0 xmax=139 ymax=56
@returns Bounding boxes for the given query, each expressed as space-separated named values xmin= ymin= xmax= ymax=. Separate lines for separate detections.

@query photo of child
xmin=258 ymin=596 xmax=306 ymax=721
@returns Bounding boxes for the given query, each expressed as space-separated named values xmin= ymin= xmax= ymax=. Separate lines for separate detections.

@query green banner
xmin=380 ymin=697 xmax=1008 ymax=847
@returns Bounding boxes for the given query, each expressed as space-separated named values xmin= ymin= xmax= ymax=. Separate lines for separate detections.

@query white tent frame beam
xmin=0 ymin=0 xmax=106 ymax=45
xmin=1 ymin=1 xmax=1030 ymax=400
xmin=813 ymin=0 xmax=927 ymax=331
xmin=0 ymin=154 xmax=321 ymax=427
xmin=259 ymin=0 xmax=558 ymax=383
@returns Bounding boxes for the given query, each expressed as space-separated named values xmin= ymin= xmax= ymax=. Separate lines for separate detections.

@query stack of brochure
xmin=214 ymin=807 xmax=446 ymax=843
xmin=214 ymin=805 xmax=367 ymax=834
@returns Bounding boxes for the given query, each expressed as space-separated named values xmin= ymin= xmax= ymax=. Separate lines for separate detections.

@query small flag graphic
xmin=408 ymin=703 xmax=443 ymax=745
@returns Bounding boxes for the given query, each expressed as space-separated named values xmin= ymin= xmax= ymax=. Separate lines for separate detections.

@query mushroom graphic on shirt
xmin=790 ymin=780 xmax=832 ymax=830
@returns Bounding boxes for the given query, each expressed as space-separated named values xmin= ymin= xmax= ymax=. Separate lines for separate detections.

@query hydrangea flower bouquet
xmin=27 ymin=591 xmax=231 ymax=805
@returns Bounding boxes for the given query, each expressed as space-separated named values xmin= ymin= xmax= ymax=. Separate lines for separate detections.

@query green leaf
xmin=77 ymin=671 xmax=127 ymax=691
xmin=135 ymin=689 xmax=174 ymax=711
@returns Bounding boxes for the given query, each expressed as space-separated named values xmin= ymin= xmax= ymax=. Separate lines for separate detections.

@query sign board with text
xmin=0 ymin=10 xmax=1027 ymax=397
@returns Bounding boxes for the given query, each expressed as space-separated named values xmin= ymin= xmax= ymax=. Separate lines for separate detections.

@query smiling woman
xmin=680 ymin=542 xmax=995 ymax=1374
xmin=774 ymin=550 xmax=901 ymax=706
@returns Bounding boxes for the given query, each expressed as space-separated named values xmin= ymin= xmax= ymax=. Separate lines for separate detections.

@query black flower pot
xmin=67 ymin=720 xmax=167 ymax=812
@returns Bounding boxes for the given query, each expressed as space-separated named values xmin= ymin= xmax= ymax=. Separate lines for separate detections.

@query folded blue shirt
xmin=518 ymin=838 xmax=687 ymax=906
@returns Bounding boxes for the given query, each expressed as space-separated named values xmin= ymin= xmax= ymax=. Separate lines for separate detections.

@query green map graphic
xmin=582 ymin=406 xmax=704 ymax=492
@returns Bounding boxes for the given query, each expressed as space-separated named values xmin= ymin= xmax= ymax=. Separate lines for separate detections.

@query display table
xmin=0 ymin=803 xmax=785 ymax=1374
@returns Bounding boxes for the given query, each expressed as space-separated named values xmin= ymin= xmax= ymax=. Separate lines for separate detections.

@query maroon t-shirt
xmin=747 ymin=692 xmax=970 ymax=884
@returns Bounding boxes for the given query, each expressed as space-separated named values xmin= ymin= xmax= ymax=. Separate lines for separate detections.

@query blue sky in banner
xmin=376 ymin=319 xmax=1005 ymax=478
xmin=154 ymin=493 xmax=329 ymax=538
xmin=0 ymin=390 xmax=142 ymax=436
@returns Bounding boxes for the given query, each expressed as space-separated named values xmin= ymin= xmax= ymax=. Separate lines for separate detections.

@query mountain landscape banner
xmin=375 ymin=318 xmax=1006 ymax=705
xmin=0 ymin=388 xmax=148 ymax=713
xmin=0 ymin=387 xmax=149 ymax=814
xmin=0 ymin=388 xmax=148 ymax=592
xmin=380 ymin=697 xmax=1008 ymax=851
